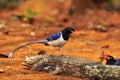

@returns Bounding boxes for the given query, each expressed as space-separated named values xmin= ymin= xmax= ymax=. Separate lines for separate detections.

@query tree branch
xmin=22 ymin=54 xmax=120 ymax=80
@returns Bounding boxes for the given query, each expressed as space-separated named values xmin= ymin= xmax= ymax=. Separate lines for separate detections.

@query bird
xmin=8 ymin=27 xmax=75 ymax=58
xmin=99 ymin=51 xmax=120 ymax=66
xmin=105 ymin=54 xmax=120 ymax=66
xmin=99 ymin=51 xmax=116 ymax=65
xmin=104 ymin=54 xmax=117 ymax=65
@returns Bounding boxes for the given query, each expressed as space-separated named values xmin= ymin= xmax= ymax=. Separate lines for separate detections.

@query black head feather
xmin=106 ymin=55 xmax=117 ymax=65
xmin=61 ymin=27 xmax=75 ymax=40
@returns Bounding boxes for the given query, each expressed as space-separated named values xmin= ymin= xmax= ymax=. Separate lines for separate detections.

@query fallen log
xmin=22 ymin=54 xmax=120 ymax=80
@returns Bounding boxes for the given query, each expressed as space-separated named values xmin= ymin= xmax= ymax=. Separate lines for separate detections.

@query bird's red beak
xmin=72 ymin=31 xmax=78 ymax=35
xmin=104 ymin=54 xmax=109 ymax=60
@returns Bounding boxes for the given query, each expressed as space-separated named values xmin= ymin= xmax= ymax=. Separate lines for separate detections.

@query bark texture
xmin=22 ymin=54 xmax=120 ymax=80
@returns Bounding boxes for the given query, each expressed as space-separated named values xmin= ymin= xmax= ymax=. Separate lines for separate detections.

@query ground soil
xmin=1 ymin=0 xmax=120 ymax=80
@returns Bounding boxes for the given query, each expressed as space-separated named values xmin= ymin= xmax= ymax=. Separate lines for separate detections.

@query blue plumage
xmin=47 ymin=32 xmax=61 ymax=41
xmin=115 ymin=59 xmax=120 ymax=66
xmin=104 ymin=54 xmax=120 ymax=66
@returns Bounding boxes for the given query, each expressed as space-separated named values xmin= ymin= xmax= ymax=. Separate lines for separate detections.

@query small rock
xmin=0 ymin=69 xmax=4 ymax=73
xmin=109 ymin=24 xmax=115 ymax=27
xmin=38 ymin=50 xmax=46 ymax=55
xmin=0 ymin=22 xmax=7 ymax=30
xmin=94 ymin=25 xmax=108 ymax=32
xmin=3 ymin=31 xmax=9 ymax=35
xmin=30 ymin=32 xmax=35 ymax=36
xmin=11 ymin=14 xmax=23 ymax=20
xmin=101 ymin=45 xmax=110 ymax=49
xmin=21 ymin=23 xmax=30 ymax=27
xmin=62 ymin=18 xmax=69 ymax=23
xmin=51 ymin=9 xmax=59 ymax=15
xmin=6 ymin=66 xmax=11 ymax=70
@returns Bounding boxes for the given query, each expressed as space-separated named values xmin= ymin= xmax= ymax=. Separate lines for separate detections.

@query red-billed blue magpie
xmin=104 ymin=54 xmax=120 ymax=66
xmin=104 ymin=54 xmax=117 ymax=65
xmin=8 ymin=27 xmax=75 ymax=58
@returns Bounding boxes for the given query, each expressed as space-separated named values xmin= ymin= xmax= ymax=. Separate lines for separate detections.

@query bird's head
xmin=104 ymin=54 xmax=114 ymax=61
xmin=104 ymin=54 xmax=116 ymax=65
xmin=62 ymin=27 xmax=75 ymax=34
xmin=61 ymin=26 xmax=77 ymax=40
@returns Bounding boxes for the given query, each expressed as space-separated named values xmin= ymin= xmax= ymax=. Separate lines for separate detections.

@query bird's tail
xmin=8 ymin=40 xmax=48 ymax=58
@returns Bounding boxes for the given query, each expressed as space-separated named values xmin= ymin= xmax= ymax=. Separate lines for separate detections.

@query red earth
xmin=0 ymin=0 xmax=120 ymax=80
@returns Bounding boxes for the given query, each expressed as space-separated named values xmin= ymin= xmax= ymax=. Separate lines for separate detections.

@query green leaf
xmin=45 ymin=17 xmax=54 ymax=23
xmin=24 ymin=9 xmax=38 ymax=17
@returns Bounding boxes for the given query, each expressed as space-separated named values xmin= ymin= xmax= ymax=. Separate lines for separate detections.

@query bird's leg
xmin=59 ymin=47 xmax=64 ymax=56
xmin=49 ymin=46 xmax=54 ymax=56
xmin=98 ymin=51 xmax=105 ymax=63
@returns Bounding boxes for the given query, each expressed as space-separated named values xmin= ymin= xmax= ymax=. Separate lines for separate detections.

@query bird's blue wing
xmin=47 ymin=32 xmax=61 ymax=41
xmin=115 ymin=59 xmax=120 ymax=66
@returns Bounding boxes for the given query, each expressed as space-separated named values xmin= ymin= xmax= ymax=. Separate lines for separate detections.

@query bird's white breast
xmin=47 ymin=34 xmax=66 ymax=48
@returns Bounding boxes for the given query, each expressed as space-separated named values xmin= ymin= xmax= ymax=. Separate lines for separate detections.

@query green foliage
xmin=23 ymin=9 xmax=38 ymax=22
xmin=14 ymin=9 xmax=38 ymax=23
xmin=108 ymin=0 xmax=114 ymax=6
xmin=108 ymin=0 xmax=120 ymax=6
xmin=45 ymin=17 xmax=54 ymax=23
xmin=41 ymin=23 xmax=47 ymax=27
xmin=24 ymin=9 xmax=38 ymax=17
xmin=0 ymin=0 xmax=23 ymax=10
